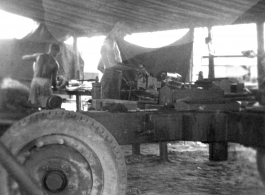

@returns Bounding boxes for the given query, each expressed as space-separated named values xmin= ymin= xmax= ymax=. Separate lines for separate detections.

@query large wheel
xmin=257 ymin=148 xmax=265 ymax=185
xmin=0 ymin=109 xmax=127 ymax=195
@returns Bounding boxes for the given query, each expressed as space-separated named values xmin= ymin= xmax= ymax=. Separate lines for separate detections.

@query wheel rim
xmin=11 ymin=134 xmax=104 ymax=195
xmin=1 ymin=110 xmax=127 ymax=195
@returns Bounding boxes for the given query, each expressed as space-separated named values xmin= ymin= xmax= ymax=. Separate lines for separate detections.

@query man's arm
xmin=22 ymin=53 xmax=42 ymax=61
xmin=51 ymin=64 xmax=59 ymax=90
xmin=58 ymin=79 xmax=68 ymax=90
xmin=113 ymin=62 xmax=150 ymax=78
xmin=101 ymin=41 xmax=148 ymax=74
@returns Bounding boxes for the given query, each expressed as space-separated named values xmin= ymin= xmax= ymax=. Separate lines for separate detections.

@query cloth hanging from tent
xmin=22 ymin=23 xmax=84 ymax=80
xmin=115 ymin=30 xmax=193 ymax=82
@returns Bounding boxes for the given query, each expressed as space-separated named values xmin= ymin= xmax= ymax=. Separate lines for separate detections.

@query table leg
xmin=76 ymin=94 xmax=81 ymax=111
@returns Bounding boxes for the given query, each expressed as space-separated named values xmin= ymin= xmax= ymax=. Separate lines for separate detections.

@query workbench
xmin=54 ymin=89 xmax=92 ymax=111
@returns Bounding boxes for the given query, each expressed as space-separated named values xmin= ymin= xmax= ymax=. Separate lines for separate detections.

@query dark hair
xmin=50 ymin=43 xmax=60 ymax=51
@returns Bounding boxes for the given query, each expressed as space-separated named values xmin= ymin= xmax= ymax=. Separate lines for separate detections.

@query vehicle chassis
xmin=1 ymin=101 xmax=265 ymax=194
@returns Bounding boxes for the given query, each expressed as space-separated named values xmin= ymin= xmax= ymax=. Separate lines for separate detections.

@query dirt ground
xmin=121 ymin=142 xmax=265 ymax=195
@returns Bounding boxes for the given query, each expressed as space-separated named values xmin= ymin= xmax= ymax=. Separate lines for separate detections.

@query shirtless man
xmin=22 ymin=43 xmax=61 ymax=108
xmin=98 ymin=21 xmax=148 ymax=99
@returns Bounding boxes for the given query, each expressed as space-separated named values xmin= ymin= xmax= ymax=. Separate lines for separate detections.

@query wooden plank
xmin=92 ymin=99 xmax=138 ymax=111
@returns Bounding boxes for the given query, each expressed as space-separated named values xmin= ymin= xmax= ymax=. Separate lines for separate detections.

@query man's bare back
xmin=23 ymin=43 xmax=60 ymax=107
xmin=34 ymin=53 xmax=59 ymax=82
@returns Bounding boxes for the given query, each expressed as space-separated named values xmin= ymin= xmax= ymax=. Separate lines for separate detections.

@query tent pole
xmin=188 ymin=28 xmax=195 ymax=82
xmin=73 ymin=36 xmax=82 ymax=111
xmin=207 ymin=27 xmax=215 ymax=79
xmin=73 ymin=36 xmax=80 ymax=80
xmin=257 ymin=21 xmax=265 ymax=90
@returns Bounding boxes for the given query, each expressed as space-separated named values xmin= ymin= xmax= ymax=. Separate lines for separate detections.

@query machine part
xmin=0 ymin=140 xmax=46 ymax=195
xmin=257 ymin=148 xmax=265 ymax=185
xmin=91 ymin=82 xmax=101 ymax=99
xmin=0 ymin=109 xmax=127 ymax=195
xmin=46 ymin=95 xmax=62 ymax=109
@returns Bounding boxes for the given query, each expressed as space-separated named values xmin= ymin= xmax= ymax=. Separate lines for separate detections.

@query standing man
xmin=98 ymin=21 xmax=148 ymax=99
xmin=22 ymin=43 xmax=61 ymax=108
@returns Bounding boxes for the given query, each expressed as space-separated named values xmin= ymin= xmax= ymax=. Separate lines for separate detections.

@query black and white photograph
xmin=0 ymin=0 xmax=265 ymax=194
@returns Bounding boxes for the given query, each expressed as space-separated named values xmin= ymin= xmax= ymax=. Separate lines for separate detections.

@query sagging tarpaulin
xmin=115 ymin=30 xmax=193 ymax=83
xmin=0 ymin=0 xmax=261 ymax=38
xmin=22 ymin=22 xmax=84 ymax=81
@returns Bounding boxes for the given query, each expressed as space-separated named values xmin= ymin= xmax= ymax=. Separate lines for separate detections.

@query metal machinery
xmin=1 ymin=75 xmax=265 ymax=195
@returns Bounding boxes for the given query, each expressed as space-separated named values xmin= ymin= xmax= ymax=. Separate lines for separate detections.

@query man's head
xmin=49 ymin=43 xmax=61 ymax=57
xmin=110 ymin=21 xmax=131 ymax=38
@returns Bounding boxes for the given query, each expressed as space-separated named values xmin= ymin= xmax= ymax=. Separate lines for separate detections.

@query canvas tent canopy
xmin=0 ymin=0 xmax=265 ymax=84
xmin=0 ymin=0 xmax=264 ymax=40
xmin=0 ymin=23 xmax=84 ymax=85
xmin=114 ymin=30 xmax=193 ymax=82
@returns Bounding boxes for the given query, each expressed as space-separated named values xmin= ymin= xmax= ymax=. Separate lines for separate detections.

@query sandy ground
xmin=122 ymin=142 xmax=265 ymax=195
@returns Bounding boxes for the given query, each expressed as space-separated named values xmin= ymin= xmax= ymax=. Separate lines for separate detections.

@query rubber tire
xmin=0 ymin=109 xmax=127 ymax=195
xmin=257 ymin=148 xmax=265 ymax=185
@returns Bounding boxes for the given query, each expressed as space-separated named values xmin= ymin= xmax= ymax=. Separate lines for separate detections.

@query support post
xmin=132 ymin=143 xmax=141 ymax=155
xmin=209 ymin=55 xmax=214 ymax=79
xmin=159 ymin=142 xmax=169 ymax=162
xmin=188 ymin=28 xmax=195 ymax=82
xmin=207 ymin=27 xmax=215 ymax=79
xmin=257 ymin=22 xmax=265 ymax=90
xmin=209 ymin=142 xmax=228 ymax=161
xmin=73 ymin=36 xmax=80 ymax=80
xmin=73 ymin=36 xmax=81 ymax=111
xmin=75 ymin=94 xmax=80 ymax=112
